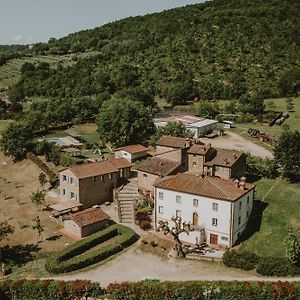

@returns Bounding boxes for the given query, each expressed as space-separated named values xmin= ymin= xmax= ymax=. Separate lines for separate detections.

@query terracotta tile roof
xmin=204 ymin=149 xmax=244 ymax=167
xmin=70 ymin=207 xmax=110 ymax=227
xmin=155 ymin=173 xmax=255 ymax=202
xmin=114 ymin=144 xmax=148 ymax=154
xmin=156 ymin=135 xmax=190 ymax=149
xmin=137 ymin=157 xmax=181 ymax=177
xmin=187 ymin=144 xmax=214 ymax=156
xmin=110 ymin=157 xmax=132 ymax=169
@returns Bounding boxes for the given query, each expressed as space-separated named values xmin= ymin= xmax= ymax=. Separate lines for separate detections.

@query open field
xmin=73 ymin=123 xmax=101 ymax=144
xmin=0 ymin=119 xmax=12 ymax=134
xmin=240 ymin=178 xmax=300 ymax=257
xmin=0 ymin=152 xmax=76 ymax=271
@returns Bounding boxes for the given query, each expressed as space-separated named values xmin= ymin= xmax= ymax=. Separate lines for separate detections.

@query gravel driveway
xmin=55 ymin=243 xmax=300 ymax=287
xmin=201 ymin=131 xmax=273 ymax=158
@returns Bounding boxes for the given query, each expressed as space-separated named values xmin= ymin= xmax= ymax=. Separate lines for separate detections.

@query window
xmin=143 ymin=173 xmax=147 ymax=178
xmin=212 ymin=203 xmax=218 ymax=211
xmin=92 ymin=176 xmax=97 ymax=181
xmin=193 ymin=154 xmax=197 ymax=158
xmin=100 ymin=175 xmax=104 ymax=181
xmin=124 ymin=152 xmax=128 ymax=156
xmin=239 ymin=202 xmax=242 ymax=210
xmin=193 ymin=199 xmax=198 ymax=207
xmin=212 ymin=218 xmax=218 ymax=226
xmin=70 ymin=192 xmax=75 ymax=199
xmin=238 ymin=216 xmax=241 ymax=225
xmin=192 ymin=162 xmax=197 ymax=167
xmin=176 ymin=210 xmax=181 ymax=217
xmin=215 ymin=166 xmax=220 ymax=172
xmin=70 ymin=177 xmax=74 ymax=185
xmin=158 ymin=206 xmax=163 ymax=214
xmin=247 ymin=196 xmax=250 ymax=204
xmin=158 ymin=192 xmax=164 ymax=200
xmin=246 ymin=211 xmax=249 ymax=218
xmin=62 ymin=189 xmax=66 ymax=195
xmin=109 ymin=173 xmax=112 ymax=180
xmin=176 ymin=195 xmax=182 ymax=204
xmin=62 ymin=175 xmax=67 ymax=181
xmin=221 ymin=236 xmax=228 ymax=241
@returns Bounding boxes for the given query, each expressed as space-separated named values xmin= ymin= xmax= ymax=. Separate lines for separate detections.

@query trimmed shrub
xmin=222 ymin=250 xmax=259 ymax=270
xmin=26 ymin=152 xmax=58 ymax=185
xmin=45 ymin=224 xmax=139 ymax=274
xmin=1 ymin=280 xmax=300 ymax=299
xmin=256 ymin=257 xmax=300 ymax=276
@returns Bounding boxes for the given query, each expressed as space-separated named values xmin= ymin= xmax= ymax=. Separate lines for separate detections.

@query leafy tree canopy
xmin=96 ymin=98 xmax=155 ymax=146
xmin=196 ymin=101 xmax=220 ymax=118
xmin=274 ymin=130 xmax=300 ymax=182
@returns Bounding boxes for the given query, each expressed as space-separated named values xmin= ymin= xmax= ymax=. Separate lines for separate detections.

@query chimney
xmin=224 ymin=158 xmax=229 ymax=164
xmin=239 ymin=181 xmax=246 ymax=190
xmin=207 ymin=143 xmax=211 ymax=148
xmin=185 ymin=138 xmax=191 ymax=148
xmin=233 ymin=153 xmax=237 ymax=159
xmin=234 ymin=179 xmax=239 ymax=188
xmin=240 ymin=176 xmax=246 ymax=183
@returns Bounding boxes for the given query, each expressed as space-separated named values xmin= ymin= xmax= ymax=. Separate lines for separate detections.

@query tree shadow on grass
xmin=2 ymin=243 xmax=41 ymax=266
xmin=245 ymin=173 xmax=262 ymax=183
xmin=238 ymin=200 xmax=269 ymax=244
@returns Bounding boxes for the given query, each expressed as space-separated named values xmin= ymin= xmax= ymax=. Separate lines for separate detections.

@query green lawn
xmin=0 ymin=119 xmax=12 ymax=133
xmin=240 ymin=178 xmax=300 ymax=257
xmin=73 ymin=123 xmax=101 ymax=144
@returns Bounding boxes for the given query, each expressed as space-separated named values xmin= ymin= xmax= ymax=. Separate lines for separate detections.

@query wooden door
xmin=210 ymin=234 xmax=218 ymax=245
xmin=192 ymin=212 xmax=198 ymax=225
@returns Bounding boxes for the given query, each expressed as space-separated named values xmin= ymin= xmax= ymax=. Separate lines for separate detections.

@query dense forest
xmin=2 ymin=0 xmax=300 ymax=126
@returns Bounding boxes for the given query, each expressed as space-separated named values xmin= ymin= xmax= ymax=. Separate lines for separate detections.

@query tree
xmin=32 ymin=216 xmax=45 ymax=243
xmin=96 ymin=98 xmax=154 ymax=146
xmin=286 ymin=97 xmax=294 ymax=112
xmin=284 ymin=226 xmax=300 ymax=265
xmin=38 ymin=173 xmax=48 ymax=187
xmin=158 ymin=216 xmax=193 ymax=258
xmin=31 ymin=189 xmax=46 ymax=211
xmin=0 ymin=123 xmax=35 ymax=160
xmin=165 ymin=80 xmax=194 ymax=106
xmin=196 ymin=101 xmax=220 ymax=118
xmin=0 ymin=221 xmax=14 ymax=243
xmin=150 ymin=122 xmax=193 ymax=145
xmin=274 ymin=130 xmax=300 ymax=182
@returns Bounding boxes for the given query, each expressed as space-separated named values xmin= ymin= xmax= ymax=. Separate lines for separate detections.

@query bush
xmin=45 ymin=224 xmax=139 ymax=274
xmin=256 ymin=257 xmax=300 ymax=276
xmin=246 ymin=154 xmax=278 ymax=178
xmin=26 ymin=152 xmax=58 ymax=185
xmin=222 ymin=250 xmax=259 ymax=270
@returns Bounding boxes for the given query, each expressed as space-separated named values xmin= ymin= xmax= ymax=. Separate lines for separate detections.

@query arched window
xmin=192 ymin=212 xmax=198 ymax=226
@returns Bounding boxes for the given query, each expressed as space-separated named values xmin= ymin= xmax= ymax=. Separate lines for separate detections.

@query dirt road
xmin=55 ymin=244 xmax=300 ymax=287
xmin=201 ymin=131 xmax=273 ymax=158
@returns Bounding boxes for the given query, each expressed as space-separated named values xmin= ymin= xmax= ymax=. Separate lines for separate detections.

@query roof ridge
xmin=205 ymin=177 xmax=232 ymax=200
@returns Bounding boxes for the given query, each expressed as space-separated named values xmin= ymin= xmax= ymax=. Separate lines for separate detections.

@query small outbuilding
xmin=114 ymin=144 xmax=149 ymax=163
xmin=64 ymin=207 xmax=111 ymax=238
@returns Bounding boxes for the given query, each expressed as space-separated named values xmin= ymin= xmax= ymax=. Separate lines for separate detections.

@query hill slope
xmin=2 ymin=0 xmax=300 ymax=106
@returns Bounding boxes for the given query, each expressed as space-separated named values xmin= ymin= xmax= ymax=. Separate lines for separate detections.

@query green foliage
xmin=96 ymin=98 xmax=154 ymax=146
xmin=38 ymin=172 xmax=47 ymax=187
xmin=26 ymin=152 xmax=58 ymax=185
xmin=165 ymin=80 xmax=194 ymax=105
xmin=0 ymin=221 xmax=14 ymax=242
xmin=30 ymin=190 xmax=46 ymax=211
xmin=284 ymin=226 xmax=300 ymax=265
xmin=45 ymin=224 xmax=139 ymax=274
xmin=137 ymin=196 xmax=154 ymax=216
xmin=256 ymin=257 xmax=300 ymax=276
xmin=196 ymin=101 xmax=220 ymax=118
xmin=150 ymin=122 xmax=193 ymax=145
xmin=0 ymin=279 xmax=105 ymax=300
xmin=274 ymin=130 xmax=300 ymax=182
xmin=279 ymin=68 xmax=300 ymax=97
xmin=0 ymin=123 xmax=35 ymax=160
xmin=222 ymin=250 xmax=259 ymax=270
xmin=239 ymin=94 xmax=265 ymax=116
xmin=246 ymin=154 xmax=278 ymax=178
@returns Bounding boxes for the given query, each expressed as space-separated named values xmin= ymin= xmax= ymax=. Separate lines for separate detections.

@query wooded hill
xmin=4 ymin=0 xmax=300 ymax=107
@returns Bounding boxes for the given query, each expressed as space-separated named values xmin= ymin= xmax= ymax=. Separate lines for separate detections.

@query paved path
xmin=54 ymin=244 xmax=300 ymax=287
xmin=201 ymin=131 xmax=273 ymax=158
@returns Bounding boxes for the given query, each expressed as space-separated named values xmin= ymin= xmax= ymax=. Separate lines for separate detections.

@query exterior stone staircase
xmin=115 ymin=177 xmax=141 ymax=223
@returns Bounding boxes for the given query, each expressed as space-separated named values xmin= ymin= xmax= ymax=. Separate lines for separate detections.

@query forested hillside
xmin=2 ymin=0 xmax=300 ymax=125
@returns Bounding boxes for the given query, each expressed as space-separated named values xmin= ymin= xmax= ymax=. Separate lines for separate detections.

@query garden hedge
xmin=26 ymin=152 xmax=58 ymax=185
xmin=1 ymin=280 xmax=299 ymax=300
xmin=45 ymin=224 xmax=139 ymax=274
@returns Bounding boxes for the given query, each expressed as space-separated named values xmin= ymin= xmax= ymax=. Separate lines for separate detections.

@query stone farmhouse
xmin=155 ymin=174 xmax=255 ymax=248
xmin=137 ymin=135 xmax=246 ymax=195
xmin=59 ymin=158 xmax=132 ymax=208
xmin=64 ymin=207 xmax=111 ymax=238
xmin=114 ymin=144 xmax=149 ymax=163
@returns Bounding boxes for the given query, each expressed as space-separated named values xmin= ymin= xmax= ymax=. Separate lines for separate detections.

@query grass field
xmin=240 ymin=178 xmax=300 ymax=257
xmin=0 ymin=119 xmax=12 ymax=134
xmin=73 ymin=123 xmax=101 ymax=144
